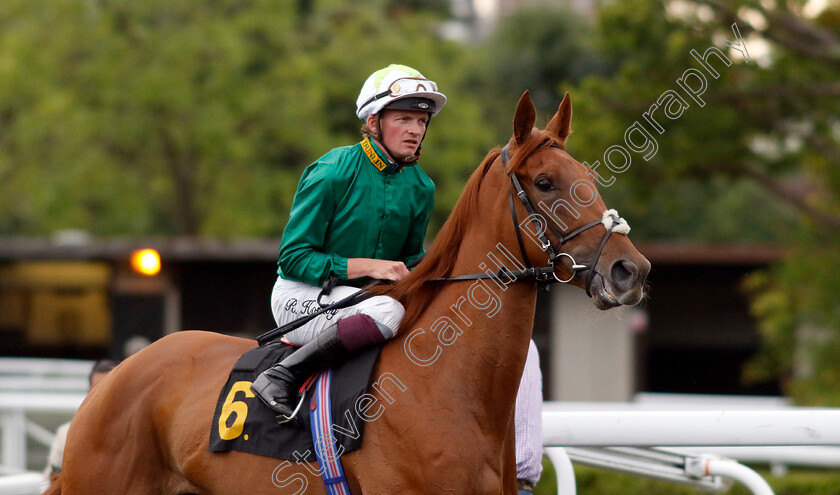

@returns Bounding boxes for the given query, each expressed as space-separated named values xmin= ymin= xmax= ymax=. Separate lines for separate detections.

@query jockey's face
xmin=370 ymin=109 xmax=429 ymax=162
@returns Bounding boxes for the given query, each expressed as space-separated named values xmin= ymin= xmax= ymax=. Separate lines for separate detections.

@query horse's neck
xmin=452 ymin=224 xmax=539 ymax=366
xmin=417 ymin=223 xmax=538 ymax=425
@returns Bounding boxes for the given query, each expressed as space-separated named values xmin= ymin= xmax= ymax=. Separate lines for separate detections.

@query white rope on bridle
xmin=602 ymin=209 xmax=631 ymax=235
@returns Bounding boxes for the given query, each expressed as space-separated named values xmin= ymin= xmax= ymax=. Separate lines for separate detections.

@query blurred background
xmin=1 ymin=0 xmax=839 ymax=492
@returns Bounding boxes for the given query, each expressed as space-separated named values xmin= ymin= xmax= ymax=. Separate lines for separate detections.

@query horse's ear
xmin=513 ymin=91 xmax=536 ymax=145
xmin=545 ymin=92 xmax=572 ymax=146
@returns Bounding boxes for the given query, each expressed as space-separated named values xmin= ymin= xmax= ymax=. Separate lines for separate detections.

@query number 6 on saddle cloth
xmin=210 ymin=275 xmax=390 ymax=462
xmin=209 ymin=332 xmax=381 ymax=464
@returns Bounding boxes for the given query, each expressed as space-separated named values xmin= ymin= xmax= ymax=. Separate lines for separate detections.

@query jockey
xmin=251 ymin=64 xmax=446 ymax=420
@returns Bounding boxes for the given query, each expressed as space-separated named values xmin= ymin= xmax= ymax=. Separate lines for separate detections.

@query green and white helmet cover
xmin=355 ymin=64 xmax=447 ymax=120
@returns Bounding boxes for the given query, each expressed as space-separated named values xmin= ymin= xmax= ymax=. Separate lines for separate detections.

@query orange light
xmin=130 ymin=249 xmax=161 ymax=276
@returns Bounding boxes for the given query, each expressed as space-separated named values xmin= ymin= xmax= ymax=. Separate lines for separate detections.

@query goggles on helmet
xmin=356 ymin=66 xmax=447 ymax=120
xmin=359 ymin=78 xmax=440 ymax=113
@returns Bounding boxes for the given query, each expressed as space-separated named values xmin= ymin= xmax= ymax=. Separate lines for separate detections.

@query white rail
xmin=4 ymin=386 xmax=840 ymax=495
xmin=689 ymin=457 xmax=774 ymax=495
xmin=0 ymin=358 xmax=91 ymax=395
xmin=0 ymin=357 xmax=91 ymax=477
xmin=0 ymin=473 xmax=46 ymax=495
xmin=0 ymin=392 xmax=83 ymax=480
xmin=541 ymin=407 xmax=840 ymax=495
xmin=542 ymin=409 xmax=840 ymax=447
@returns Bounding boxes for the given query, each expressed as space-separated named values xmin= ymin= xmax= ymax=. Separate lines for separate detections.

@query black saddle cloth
xmin=208 ymin=341 xmax=381 ymax=462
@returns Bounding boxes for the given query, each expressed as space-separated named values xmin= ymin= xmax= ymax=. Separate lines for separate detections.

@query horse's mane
xmin=369 ymin=130 xmax=551 ymax=330
xmin=369 ymin=147 xmax=502 ymax=329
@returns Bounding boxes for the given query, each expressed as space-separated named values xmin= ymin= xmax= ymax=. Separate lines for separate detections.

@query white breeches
xmin=270 ymin=276 xmax=405 ymax=346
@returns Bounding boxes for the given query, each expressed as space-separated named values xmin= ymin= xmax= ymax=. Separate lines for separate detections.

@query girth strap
xmin=310 ymin=370 xmax=353 ymax=495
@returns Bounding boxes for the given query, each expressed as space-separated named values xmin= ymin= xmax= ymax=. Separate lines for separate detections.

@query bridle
xmin=428 ymin=139 xmax=630 ymax=296
xmin=505 ymin=143 xmax=592 ymax=285
xmin=503 ymin=141 xmax=632 ymax=296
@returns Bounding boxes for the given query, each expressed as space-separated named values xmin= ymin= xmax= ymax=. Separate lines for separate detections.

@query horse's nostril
xmin=610 ymin=260 xmax=637 ymax=291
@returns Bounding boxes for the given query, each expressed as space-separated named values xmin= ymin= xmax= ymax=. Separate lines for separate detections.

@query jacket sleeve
xmin=277 ymin=165 xmax=349 ymax=286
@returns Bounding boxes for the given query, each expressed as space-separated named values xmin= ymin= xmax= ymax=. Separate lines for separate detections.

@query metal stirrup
xmin=275 ymin=392 xmax=308 ymax=424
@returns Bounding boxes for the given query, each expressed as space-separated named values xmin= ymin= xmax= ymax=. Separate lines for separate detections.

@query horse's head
xmin=504 ymin=91 xmax=650 ymax=309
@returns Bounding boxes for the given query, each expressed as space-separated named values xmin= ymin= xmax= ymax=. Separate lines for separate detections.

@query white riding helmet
xmin=355 ymin=64 xmax=447 ymax=120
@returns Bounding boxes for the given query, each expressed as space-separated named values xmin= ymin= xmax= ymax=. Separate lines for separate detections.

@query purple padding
xmin=337 ymin=314 xmax=385 ymax=352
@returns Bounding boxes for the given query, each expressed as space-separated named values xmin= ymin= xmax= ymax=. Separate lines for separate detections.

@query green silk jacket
xmin=277 ymin=138 xmax=435 ymax=286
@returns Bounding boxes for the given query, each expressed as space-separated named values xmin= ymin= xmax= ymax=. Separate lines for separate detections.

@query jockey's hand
xmin=347 ymin=258 xmax=410 ymax=281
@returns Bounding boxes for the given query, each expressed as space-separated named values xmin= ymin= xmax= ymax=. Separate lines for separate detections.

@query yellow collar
xmin=361 ymin=138 xmax=391 ymax=172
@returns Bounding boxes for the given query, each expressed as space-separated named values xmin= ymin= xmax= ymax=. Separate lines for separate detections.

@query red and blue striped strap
xmin=310 ymin=369 xmax=352 ymax=495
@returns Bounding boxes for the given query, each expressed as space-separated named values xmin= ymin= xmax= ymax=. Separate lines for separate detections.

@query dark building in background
xmin=0 ymin=237 xmax=781 ymax=399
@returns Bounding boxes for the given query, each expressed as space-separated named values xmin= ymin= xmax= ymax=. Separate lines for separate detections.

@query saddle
xmin=208 ymin=340 xmax=381 ymax=462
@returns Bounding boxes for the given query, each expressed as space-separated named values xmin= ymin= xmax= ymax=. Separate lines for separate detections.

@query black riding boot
xmin=251 ymin=322 xmax=348 ymax=420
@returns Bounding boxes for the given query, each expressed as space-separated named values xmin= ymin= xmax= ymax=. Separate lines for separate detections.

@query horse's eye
xmin=535 ymin=178 xmax=553 ymax=192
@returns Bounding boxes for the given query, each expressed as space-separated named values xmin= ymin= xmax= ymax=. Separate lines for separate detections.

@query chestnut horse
xmin=50 ymin=92 xmax=649 ymax=494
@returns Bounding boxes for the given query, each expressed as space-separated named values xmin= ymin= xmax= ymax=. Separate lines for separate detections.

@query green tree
xmin=0 ymin=0 xmax=491 ymax=237
xmin=560 ymin=0 xmax=840 ymax=404
xmin=474 ymin=6 xmax=611 ymax=143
